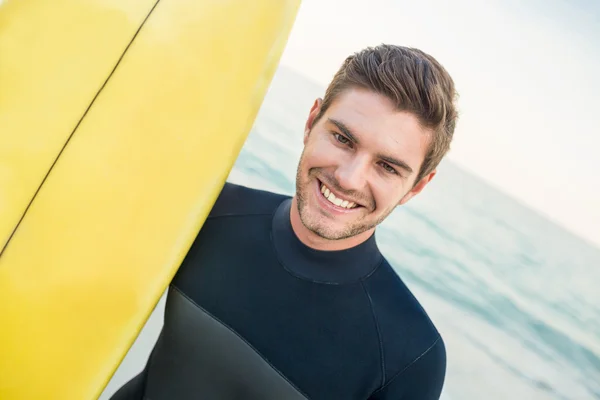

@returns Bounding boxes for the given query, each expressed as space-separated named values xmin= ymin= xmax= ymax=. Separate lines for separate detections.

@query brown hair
xmin=316 ymin=44 xmax=459 ymax=185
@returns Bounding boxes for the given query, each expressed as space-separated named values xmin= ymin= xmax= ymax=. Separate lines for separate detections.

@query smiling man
xmin=112 ymin=44 xmax=458 ymax=400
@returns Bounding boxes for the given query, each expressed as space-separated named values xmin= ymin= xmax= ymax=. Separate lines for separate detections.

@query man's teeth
xmin=320 ymin=184 xmax=357 ymax=209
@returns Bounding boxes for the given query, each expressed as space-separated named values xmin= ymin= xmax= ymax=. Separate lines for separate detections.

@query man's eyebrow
xmin=328 ymin=118 xmax=414 ymax=174
xmin=328 ymin=118 xmax=359 ymax=143
xmin=378 ymin=155 xmax=413 ymax=174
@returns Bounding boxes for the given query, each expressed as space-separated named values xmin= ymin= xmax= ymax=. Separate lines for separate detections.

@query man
xmin=112 ymin=44 xmax=458 ymax=400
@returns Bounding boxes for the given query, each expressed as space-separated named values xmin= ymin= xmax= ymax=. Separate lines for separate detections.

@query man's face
xmin=295 ymin=87 xmax=435 ymax=241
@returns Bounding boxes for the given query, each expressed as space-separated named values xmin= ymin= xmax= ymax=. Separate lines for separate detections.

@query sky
xmin=277 ymin=0 xmax=600 ymax=248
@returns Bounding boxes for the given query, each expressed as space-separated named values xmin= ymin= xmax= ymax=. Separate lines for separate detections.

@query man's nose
xmin=334 ymin=157 xmax=369 ymax=192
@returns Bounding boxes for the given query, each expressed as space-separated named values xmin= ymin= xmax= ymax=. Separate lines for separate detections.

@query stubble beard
xmin=294 ymin=153 xmax=394 ymax=241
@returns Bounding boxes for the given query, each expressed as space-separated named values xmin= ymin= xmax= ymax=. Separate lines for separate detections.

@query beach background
xmin=101 ymin=0 xmax=600 ymax=398
xmin=101 ymin=65 xmax=600 ymax=400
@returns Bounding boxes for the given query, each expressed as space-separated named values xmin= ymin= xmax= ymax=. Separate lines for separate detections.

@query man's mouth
xmin=317 ymin=179 xmax=361 ymax=210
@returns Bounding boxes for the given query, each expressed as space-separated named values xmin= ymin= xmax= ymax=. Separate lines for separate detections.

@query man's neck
xmin=289 ymin=196 xmax=375 ymax=252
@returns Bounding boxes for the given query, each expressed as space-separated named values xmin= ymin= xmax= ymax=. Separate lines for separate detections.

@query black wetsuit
xmin=111 ymin=182 xmax=446 ymax=400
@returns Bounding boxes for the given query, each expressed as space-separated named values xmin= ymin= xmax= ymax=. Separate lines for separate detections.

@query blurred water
xmin=227 ymin=66 xmax=600 ymax=400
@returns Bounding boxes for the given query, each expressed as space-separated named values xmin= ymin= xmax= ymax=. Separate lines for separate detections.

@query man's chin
xmin=307 ymin=224 xmax=344 ymax=241
xmin=301 ymin=214 xmax=363 ymax=241
xmin=298 ymin=196 xmax=371 ymax=239
xmin=299 ymin=209 xmax=338 ymax=239
xmin=313 ymin=226 xmax=369 ymax=242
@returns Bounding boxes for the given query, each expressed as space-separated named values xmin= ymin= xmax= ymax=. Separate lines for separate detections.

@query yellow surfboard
xmin=0 ymin=0 xmax=300 ymax=398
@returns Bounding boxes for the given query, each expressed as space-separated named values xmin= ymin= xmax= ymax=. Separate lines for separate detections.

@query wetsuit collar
xmin=271 ymin=198 xmax=382 ymax=284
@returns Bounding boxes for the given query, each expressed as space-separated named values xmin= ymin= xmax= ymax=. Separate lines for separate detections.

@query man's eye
xmin=334 ymin=133 xmax=350 ymax=145
xmin=381 ymin=162 xmax=398 ymax=175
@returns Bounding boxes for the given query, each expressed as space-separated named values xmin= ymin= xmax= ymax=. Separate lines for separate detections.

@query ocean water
xmin=102 ymin=66 xmax=600 ymax=400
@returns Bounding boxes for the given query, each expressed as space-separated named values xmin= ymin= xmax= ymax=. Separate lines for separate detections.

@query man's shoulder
xmin=365 ymin=259 xmax=444 ymax=375
xmin=208 ymin=181 xmax=291 ymax=219
xmin=367 ymin=259 xmax=441 ymax=335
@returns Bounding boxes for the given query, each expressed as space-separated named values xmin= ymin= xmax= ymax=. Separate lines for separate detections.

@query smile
xmin=316 ymin=179 xmax=361 ymax=211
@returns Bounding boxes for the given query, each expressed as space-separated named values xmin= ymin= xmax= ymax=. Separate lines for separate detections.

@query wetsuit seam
xmin=362 ymin=257 xmax=384 ymax=281
xmin=270 ymin=232 xmax=385 ymax=286
xmin=268 ymin=226 xmax=337 ymax=285
xmin=271 ymin=240 xmax=340 ymax=285
xmin=372 ymin=336 xmax=441 ymax=394
xmin=268 ymin=197 xmax=384 ymax=284
xmin=170 ymin=285 xmax=310 ymax=400
xmin=360 ymin=281 xmax=386 ymax=388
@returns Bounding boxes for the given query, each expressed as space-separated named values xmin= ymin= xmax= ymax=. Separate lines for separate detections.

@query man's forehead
xmin=324 ymin=96 xmax=429 ymax=143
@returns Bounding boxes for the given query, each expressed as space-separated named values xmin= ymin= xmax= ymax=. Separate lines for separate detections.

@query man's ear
xmin=398 ymin=170 xmax=437 ymax=206
xmin=304 ymin=98 xmax=323 ymax=144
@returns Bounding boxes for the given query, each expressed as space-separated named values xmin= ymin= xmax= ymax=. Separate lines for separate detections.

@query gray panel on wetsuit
xmin=143 ymin=288 xmax=309 ymax=400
